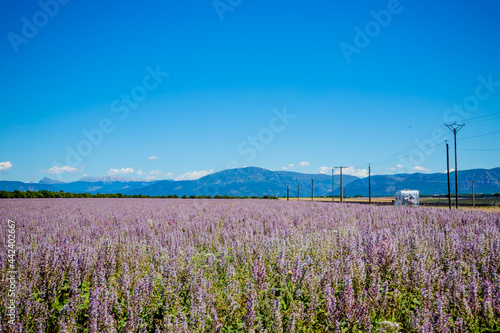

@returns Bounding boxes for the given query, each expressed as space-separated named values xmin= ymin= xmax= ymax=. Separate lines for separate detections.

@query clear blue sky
xmin=1 ymin=0 xmax=500 ymax=182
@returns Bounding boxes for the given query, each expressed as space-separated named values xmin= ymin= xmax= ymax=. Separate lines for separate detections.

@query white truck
xmin=394 ymin=190 xmax=419 ymax=206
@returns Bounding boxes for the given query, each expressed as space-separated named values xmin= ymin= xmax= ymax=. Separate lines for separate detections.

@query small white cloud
xmin=107 ymin=167 xmax=135 ymax=176
xmin=318 ymin=166 xmax=333 ymax=174
xmin=298 ymin=161 xmax=310 ymax=167
xmin=396 ymin=164 xmax=404 ymax=168
xmin=175 ymin=170 xmax=214 ymax=181
xmin=148 ymin=155 xmax=159 ymax=160
xmin=146 ymin=173 xmax=173 ymax=180
xmin=137 ymin=170 xmax=175 ymax=180
xmin=386 ymin=167 xmax=396 ymax=171
xmin=42 ymin=165 xmax=82 ymax=174
xmin=343 ymin=167 xmax=369 ymax=178
xmin=443 ymin=168 xmax=455 ymax=173
xmin=282 ymin=163 xmax=295 ymax=170
xmin=148 ymin=170 xmax=162 ymax=177
xmin=413 ymin=166 xmax=430 ymax=172
xmin=0 ymin=161 xmax=13 ymax=172
xmin=318 ymin=166 xmax=367 ymax=177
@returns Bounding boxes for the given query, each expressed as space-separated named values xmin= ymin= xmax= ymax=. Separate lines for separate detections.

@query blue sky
xmin=1 ymin=0 xmax=500 ymax=182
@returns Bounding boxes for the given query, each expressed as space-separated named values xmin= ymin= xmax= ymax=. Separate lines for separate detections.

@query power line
xmin=465 ymin=111 xmax=500 ymax=122
xmin=361 ymin=109 xmax=497 ymax=169
xmin=370 ymin=131 xmax=439 ymax=166
xmin=460 ymin=148 xmax=500 ymax=151
xmin=335 ymin=166 xmax=348 ymax=203
xmin=311 ymin=179 xmax=314 ymax=201
xmin=459 ymin=130 xmax=500 ymax=141
xmin=446 ymin=141 xmax=451 ymax=209
xmin=445 ymin=122 xmax=465 ymax=208
xmin=331 ymin=168 xmax=335 ymax=203
xmin=368 ymin=164 xmax=371 ymax=205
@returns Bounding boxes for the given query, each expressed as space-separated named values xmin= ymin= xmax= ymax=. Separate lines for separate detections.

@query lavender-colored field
xmin=1 ymin=199 xmax=499 ymax=332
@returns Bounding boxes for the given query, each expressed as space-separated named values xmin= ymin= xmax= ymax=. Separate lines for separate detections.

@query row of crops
xmin=1 ymin=199 xmax=499 ymax=332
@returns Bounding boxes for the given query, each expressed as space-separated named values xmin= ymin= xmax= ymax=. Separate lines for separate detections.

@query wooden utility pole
xmin=311 ymin=180 xmax=314 ymax=201
xmin=368 ymin=164 xmax=371 ymax=205
xmin=287 ymin=185 xmax=289 ymax=201
xmin=336 ymin=167 xmax=348 ymax=203
xmin=472 ymin=180 xmax=475 ymax=208
xmin=340 ymin=168 xmax=343 ymax=202
xmin=297 ymin=185 xmax=300 ymax=201
xmin=332 ymin=168 xmax=335 ymax=203
xmin=446 ymin=122 xmax=465 ymax=208
xmin=446 ymin=141 xmax=452 ymax=210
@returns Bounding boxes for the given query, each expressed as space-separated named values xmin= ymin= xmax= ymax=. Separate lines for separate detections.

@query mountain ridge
xmin=1 ymin=167 xmax=499 ymax=197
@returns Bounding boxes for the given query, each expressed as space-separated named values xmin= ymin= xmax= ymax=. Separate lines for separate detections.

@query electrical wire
xmin=459 ymin=130 xmax=500 ymax=140
xmin=460 ymin=148 xmax=500 ymax=151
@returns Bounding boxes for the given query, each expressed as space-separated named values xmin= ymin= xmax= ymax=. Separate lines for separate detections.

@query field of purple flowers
xmin=1 ymin=199 xmax=499 ymax=332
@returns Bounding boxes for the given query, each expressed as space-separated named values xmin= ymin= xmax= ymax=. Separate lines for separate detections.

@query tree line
xmin=0 ymin=190 xmax=278 ymax=200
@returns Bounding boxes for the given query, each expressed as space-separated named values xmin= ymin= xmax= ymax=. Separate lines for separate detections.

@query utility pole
xmin=446 ymin=141 xmax=451 ymax=210
xmin=368 ymin=164 xmax=371 ymax=205
xmin=438 ymin=192 xmax=441 ymax=206
xmin=311 ymin=179 xmax=314 ymax=201
xmin=471 ymin=180 xmax=475 ymax=208
xmin=332 ymin=168 xmax=335 ymax=203
xmin=446 ymin=122 xmax=465 ymax=208
xmin=297 ymin=185 xmax=300 ymax=201
xmin=287 ymin=185 xmax=289 ymax=201
xmin=336 ymin=166 xmax=348 ymax=203
xmin=340 ymin=168 xmax=343 ymax=203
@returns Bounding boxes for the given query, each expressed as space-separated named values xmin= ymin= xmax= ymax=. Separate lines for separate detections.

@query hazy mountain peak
xmin=39 ymin=177 xmax=66 ymax=184
xmin=78 ymin=175 xmax=146 ymax=183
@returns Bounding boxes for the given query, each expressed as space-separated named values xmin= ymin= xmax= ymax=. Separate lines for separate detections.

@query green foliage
xmin=0 ymin=190 xmax=279 ymax=200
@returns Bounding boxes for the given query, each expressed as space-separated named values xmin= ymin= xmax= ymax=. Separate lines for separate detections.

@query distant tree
xmin=13 ymin=190 xmax=25 ymax=198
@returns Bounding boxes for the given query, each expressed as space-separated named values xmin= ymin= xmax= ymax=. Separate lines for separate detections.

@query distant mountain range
xmin=125 ymin=167 xmax=357 ymax=197
xmin=344 ymin=168 xmax=500 ymax=197
xmin=1 ymin=167 xmax=499 ymax=197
